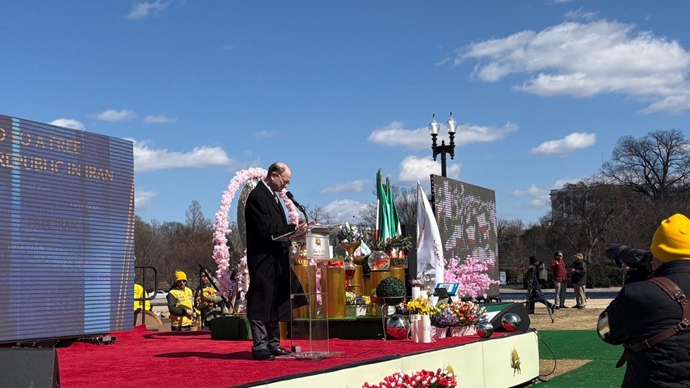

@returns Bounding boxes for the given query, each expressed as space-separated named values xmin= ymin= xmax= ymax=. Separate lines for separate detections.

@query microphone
xmin=285 ymin=191 xmax=309 ymax=223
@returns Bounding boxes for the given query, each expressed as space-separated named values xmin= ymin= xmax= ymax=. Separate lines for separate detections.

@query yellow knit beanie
xmin=650 ymin=213 xmax=690 ymax=263
xmin=175 ymin=271 xmax=187 ymax=282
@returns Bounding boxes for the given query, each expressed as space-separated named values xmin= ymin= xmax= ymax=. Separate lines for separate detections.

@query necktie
xmin=273 ymin=193 xmax=279 ymax=204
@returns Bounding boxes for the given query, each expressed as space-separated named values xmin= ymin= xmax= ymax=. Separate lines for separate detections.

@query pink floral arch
xmin=213 ymin=167 xmax=299 ymax=295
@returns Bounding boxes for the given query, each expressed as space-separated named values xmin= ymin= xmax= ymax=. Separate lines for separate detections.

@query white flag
xmin=416 ymin=182 xmax=444 ymax=286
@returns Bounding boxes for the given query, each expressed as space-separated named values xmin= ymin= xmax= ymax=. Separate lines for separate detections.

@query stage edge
xmin=246 ymin=330 xmax=539 ymax=388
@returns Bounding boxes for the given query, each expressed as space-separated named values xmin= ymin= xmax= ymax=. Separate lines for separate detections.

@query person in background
xmin=550 ymin=251 xmax=569 ymax=309
xmin=229 ymin=270 xmax=240 ymax=313
xmin=527 ymin=256 xmax=555 ymax=323
xmin=244 ymin=162 xmax=307 ymax=361
xmin=167 ymin=270 xmax=197 ymax=331
xmin=598 ymin=213 xmax=690 ymax=387
xmin=198 ymin=268 xmax=227 ymax=329
xmin=571 ymin=253 xmax=587 ymax=309
xmin=133 ymin=283 xmax=151 ymax=311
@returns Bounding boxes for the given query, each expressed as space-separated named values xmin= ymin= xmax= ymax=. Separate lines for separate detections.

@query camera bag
xmin=616 ymin=276 xmax=690 ymax=368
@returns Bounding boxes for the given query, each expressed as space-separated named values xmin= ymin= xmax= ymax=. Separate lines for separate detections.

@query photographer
xmin=598 ymin=214 xmax=690 ymax=387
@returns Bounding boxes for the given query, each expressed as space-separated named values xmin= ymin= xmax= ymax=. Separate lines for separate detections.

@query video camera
xmin=605 ymin=244 xmax=653 ymax=284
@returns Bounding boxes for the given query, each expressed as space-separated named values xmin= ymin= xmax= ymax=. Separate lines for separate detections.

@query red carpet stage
xmin=54 ymin=325 xmax=539 ymax=388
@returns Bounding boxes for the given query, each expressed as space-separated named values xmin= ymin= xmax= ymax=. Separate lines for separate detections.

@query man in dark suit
xmin=245 ymin=162 xmax=306 ymax=361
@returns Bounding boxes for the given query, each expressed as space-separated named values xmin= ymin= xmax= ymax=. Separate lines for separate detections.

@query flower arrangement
xmin=362 ymin=368 xmax=457 ymax=388
xmin=410 ymin=278 xmax=424 ymax=287
xmin=337 ymin=222 xmax=363 ymax=243
xmin=443 ymin=256 xmax=500 ymax=300
xmin=346 ymin=291 xmax=370 ymax=306
xmin=375 ymin=235 xmax=413 ymax=253
xmin=448 ymin=301 xmax=486 ymax=327
xmin=403 ymin=297 xmax=439 ymax=316
xmin=430 ymin=304 xmax=459 ymax=328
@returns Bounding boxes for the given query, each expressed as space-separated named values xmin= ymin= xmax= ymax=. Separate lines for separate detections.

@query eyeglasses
xmin=176 ymin=280 xmax=187 ymax=283
xmin=275 ymin=173 xmax=290 ymax=186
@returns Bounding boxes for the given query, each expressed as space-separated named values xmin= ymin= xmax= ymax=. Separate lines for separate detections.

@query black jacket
xmin=244 ymin=183 xmax=297 ymax=322
xmin=604 ymin=260 xmax=690 ymax=387
xmin=571 ymin=260 xmax=587 ymax=286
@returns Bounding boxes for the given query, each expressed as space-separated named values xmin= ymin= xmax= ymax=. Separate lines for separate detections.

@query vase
xmin=340 ymin=241 xmax=361 ymax=267
xmin=409 ymin=314 xmax=422 ymax=342
xmin=449 ymin=325 xmax=477 ymax=337
xmin=431 ymin=326 xmax=448 ymax=340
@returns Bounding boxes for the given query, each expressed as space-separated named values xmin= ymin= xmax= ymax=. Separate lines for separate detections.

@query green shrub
xmin=586 ymin=263 xmax=624 ymax=288
xmin=376 ymin=277 xmax=406 ymax=298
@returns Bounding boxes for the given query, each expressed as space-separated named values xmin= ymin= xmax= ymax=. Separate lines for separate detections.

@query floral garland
xmin=213 ymin=167 xmax=300 ymax=295
xmin=363 ymin=368 xmax=457 ymax=388
xmin=443 ymin=256 xmax=500 ymax=300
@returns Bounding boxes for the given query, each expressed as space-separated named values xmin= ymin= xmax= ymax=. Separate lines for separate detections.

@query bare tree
xmin=359 ymin=201 xmax=377 ymax=227
xmin=601 ymin=129 xmax=690 ymax=202
xmin=548 ymin=178 xmax=641 ymax=263
xmin=307 ymin=205 xmax=337 ymax=225
xmin=134 ymin=217 xmax=169 ymax=290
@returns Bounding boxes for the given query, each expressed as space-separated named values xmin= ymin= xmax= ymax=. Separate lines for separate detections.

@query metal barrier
xmin=134 ymin=265 xmax=158 ymax=326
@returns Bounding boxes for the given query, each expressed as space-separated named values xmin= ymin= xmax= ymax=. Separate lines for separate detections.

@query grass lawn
xmin=535 ymin=330 xmax=625 ymax=387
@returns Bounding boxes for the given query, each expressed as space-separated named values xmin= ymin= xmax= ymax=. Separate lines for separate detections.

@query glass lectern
xmin=275 ymin=224 xmax=340 ymax=360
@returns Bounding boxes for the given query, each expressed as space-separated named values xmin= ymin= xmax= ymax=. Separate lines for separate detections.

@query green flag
xmin=376 ymin=169 xmax=388 ymax=242
xmin=385 ymin=176 xmax=401 ymax=238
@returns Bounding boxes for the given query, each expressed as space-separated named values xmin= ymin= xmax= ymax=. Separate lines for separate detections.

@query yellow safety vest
xmin=133 ymin=284 xmax=151 ymax=311
xmin=169 ymin=287 xmax=194 ymax=327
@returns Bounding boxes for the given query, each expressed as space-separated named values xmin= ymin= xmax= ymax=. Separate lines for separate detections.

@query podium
xmin=275 ymin=224 xmax=341 ymax=360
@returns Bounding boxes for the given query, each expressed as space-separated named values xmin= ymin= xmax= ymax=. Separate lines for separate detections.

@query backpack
xmin=537 ymin=261 xmax=548 ymax=282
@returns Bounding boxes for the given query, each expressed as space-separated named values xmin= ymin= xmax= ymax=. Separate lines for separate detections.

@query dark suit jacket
xmin=244 ymin=182 xmax=297 ymax=322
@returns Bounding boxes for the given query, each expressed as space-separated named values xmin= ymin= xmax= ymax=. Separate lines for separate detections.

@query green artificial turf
xmin=535 ymin=330 xmax=625 ymax=387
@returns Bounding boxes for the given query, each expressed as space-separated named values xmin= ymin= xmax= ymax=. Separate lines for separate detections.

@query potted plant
xmin=345 ymin=291 xmax=369 ymax=316
xmin=375 ymin=277 xmax=406 ymax=305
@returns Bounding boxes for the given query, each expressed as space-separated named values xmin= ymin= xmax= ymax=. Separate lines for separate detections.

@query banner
xmin=416 ymin=182 xmax=444 ymax=285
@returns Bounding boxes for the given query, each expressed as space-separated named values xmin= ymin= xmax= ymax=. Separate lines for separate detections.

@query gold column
xmin=389 ymin=267 xmax=406 ymax=286
xmin=322 ymin=267 xmax=346 ymax=318
xmin=349 ymin=265 xmax=364 ymax=295
xmin=370 ymin=270 xmax=390 ymax=293
xmin=292 ymin=265 xmax=317 ymax=319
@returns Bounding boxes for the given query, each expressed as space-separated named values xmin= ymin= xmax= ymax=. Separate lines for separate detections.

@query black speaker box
xmin=0 ymin=347 xmax=60 ymax=388
xmin=489 ymin=302 xmax=531 ymax=333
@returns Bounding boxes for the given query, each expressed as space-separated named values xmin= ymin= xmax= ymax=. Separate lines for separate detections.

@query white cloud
xmin=96 ymin=109 xmax=135 ymax=122
xmin=320 ymin=180 xmax=367 ymax=194
xmin=397 ymin=155 xmax=461 ymax=183
xmin=50 ymin=118 xmax=85 ymax=131
xmin=513 ymin=184 xmax=550 ymax=208
xmin=367 ymin=121 xmax=518 ymax=150
xmin=564 ymin=9 xmax=598 ymax=21
xmin=254 ymin=131 xmax=279 ymax=138
xmin=322 ymin=199 xmax=368 ymax=223
xmin=530 ymin=132 xmax=596 ymax=154
xmin=135 ymin=188 xmax=159 ymax=210
xmin=456 ymin=19 xmax=690 ymax=113
xmin=144 ymin=115 xmax=176 ymax=123
xmin=127 ymin=0 xmax=171 ymax=20
xmin=131 ymin=139 xmax=232 ymax=172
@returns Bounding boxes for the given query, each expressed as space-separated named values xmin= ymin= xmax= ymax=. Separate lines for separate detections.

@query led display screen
xmin=0 ymin=114 xmax=135 ymax=343
xmin=431 ymin=175 xmax=499 ymax=298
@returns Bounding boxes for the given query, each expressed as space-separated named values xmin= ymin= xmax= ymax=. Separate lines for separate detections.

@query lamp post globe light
xmin=429 ymin=112 xmax=457 ymax=177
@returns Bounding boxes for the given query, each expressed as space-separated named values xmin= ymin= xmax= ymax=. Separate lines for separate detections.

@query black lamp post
xmin=429 ymin=112 xmax=457 ymax=177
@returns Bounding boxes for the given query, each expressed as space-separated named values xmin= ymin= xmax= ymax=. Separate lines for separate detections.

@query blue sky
xmin=2 ymin=1 xmax=689 ymax=225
